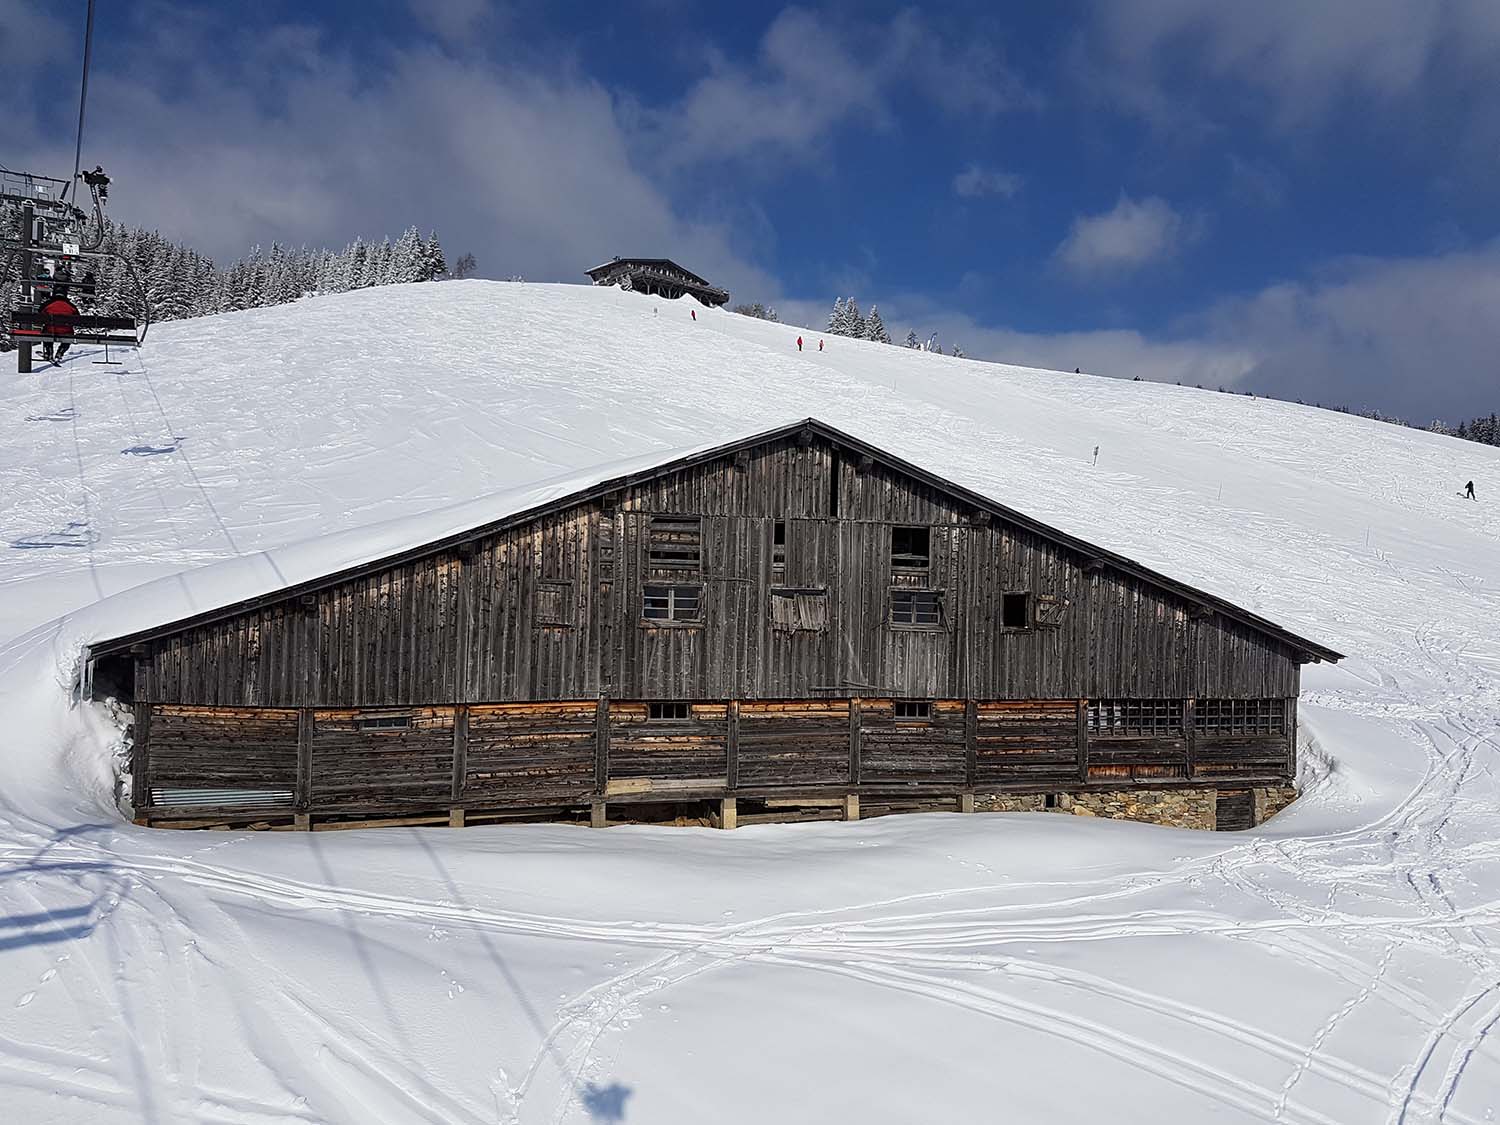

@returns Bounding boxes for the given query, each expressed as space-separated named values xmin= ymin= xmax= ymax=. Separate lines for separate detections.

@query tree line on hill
xmin=0 ymin=209 xmax=451 ymax=350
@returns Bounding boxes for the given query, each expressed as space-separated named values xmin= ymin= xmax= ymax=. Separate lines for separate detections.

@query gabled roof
xmin=585 ymin=257 xmax=713 ymax=287
xmin=87 ymin=418 xmax=1344 ymax=663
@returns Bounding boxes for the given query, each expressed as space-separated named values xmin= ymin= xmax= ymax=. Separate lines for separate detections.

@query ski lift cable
xmin=66 ymin=0 xmax=98 ymax=202
xmin=64 ymin=362 xmax=106 ymax=601
xmin=129 ymin=350 xmax=242 ymax=557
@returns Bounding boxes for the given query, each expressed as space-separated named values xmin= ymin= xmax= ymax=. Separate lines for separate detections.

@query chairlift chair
xmin=4 ymin=164 xmax=149 ymax=369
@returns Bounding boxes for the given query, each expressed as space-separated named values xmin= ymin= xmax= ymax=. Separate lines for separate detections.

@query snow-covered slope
xmin=1 ymin=283 xmax=1498 ymax=1123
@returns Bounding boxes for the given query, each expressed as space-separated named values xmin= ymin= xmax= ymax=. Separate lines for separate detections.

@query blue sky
xmin=6 ymin=0 xmax=1500 ymax=420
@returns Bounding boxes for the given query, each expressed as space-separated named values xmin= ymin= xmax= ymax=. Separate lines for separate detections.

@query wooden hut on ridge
xmin=585 ymin=258 xmax=730 ymax=307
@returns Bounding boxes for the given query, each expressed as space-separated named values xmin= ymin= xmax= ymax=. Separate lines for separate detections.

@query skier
xmin=691 ymin=308 xmax=696 ymax=321
xmin=40 ymin=287 xmax=79 ymax=366
xmin=1465 ymin=480 xmax=1476 ymax=501
xmin=818 ymin=339 xmax=824 ymax=352
xmin=796 ymin=336 xmax=803 ymax=352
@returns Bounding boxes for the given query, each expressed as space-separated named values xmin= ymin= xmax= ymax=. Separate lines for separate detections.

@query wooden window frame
xmin=358 ymin=713 xmax=412 ymax=733
xmin=894 ymin=700 xmax=932 ymax=722
xmin=768 ymin=586 xmax=829 ymax=633
xmin=890 ymin=587 xmax=944 ymax=630
xmin=535 ymin=579 xmax=574 ymax=627
xmin=646 ymin=515 xmax=702 ymax=574
xmin=1088 ymin=699 xmax=1179 ymax=736
xmin=1196 ymin=699 xmax=1286 ymax=736
xmin=647 ymin=701 xmax=691 ymax=722
xmin=641 ymin=583 xmax=703 ymax=626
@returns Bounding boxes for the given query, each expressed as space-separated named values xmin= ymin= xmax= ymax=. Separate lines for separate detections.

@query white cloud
xmin=647 ymin=8 xmax=1032 ymax=168
xmin=408 ymin=0 xmax=498 ymax=47
xmin=1196 ymin=242 xmax=1500 ymax=421
xmin=953 ymin=165 xmax=1021 ymax=200
xmin=1054 ymin=195 xmax=1196 ymax=278
xmin=6 ymin=16 xmax=780 ymax=302
xmin=1078 ymin=0 xmax=1500 ymax=132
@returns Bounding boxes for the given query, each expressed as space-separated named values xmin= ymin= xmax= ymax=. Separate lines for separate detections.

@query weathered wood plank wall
xmin=135 ymin=693 xmax=1294 ymax=822
xmin=133 ymin=435 xmax=1302 ymax=709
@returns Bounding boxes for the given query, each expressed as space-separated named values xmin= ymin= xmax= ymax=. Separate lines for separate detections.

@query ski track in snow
xmin=1 ymin=283 xmax=1500 ymax=1122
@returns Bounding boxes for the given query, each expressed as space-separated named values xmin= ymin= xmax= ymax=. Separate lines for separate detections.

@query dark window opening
xmin=643 ymin=584 xmax=702 ymax=622
xmin=891 ymin=588 xmax=943 ymax=627
xmin=647 ymin=516 xmax=701 ymax=572
xmin=894 ymin=700 xmax=931 ymax=721
xmin=359 ymin=714 xmax=411 ymax=732
xmin=772 ymin=520 xmax=787 ymax=573
xmin=1043 ymin=793 xmax=1059 ymax=809
xmin=1001 ymin=592 xmax=1030 ymax=628
xmin=891 ymin=525 xmax=930 ymax=571
xmin=648 ymin=701 xmax=691 ymax=721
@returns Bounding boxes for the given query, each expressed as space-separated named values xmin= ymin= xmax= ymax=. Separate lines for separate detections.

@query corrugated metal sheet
xmin=150 ymin=787 xmax=293 ymax=808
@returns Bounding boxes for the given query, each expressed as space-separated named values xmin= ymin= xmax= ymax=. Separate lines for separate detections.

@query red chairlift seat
xmin=10 ymin=308 xmax=141 ymax=348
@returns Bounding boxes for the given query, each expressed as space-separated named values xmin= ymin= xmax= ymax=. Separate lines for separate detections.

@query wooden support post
xmin=451 ymin=704 xmax=468 ymax=802
xmin=294 ymin=813 xmax=311 ymax=831
xmin=843 ymin=794 xmax=860 ymax=822
xmin=130 ymin=702 xmax=151 ymax=813
xmin=720 ymin=797 xmax=738 ymax=830
xmin=1076 ymin=698 xmax=1089 ymax=784
xmin=727 ymin=699 xmax=740 ymax=793
xmin=959 ymin=792 xmax=975 ymax=814
xmin=590 ymin=800 xmax=607 ymax=829
xmin=595 ymin=695 xmax=610 ymax=797
xmin=448 ymin=808 xmax=465 ymax=828
xmin=849 ymin=698 xmax=862 ymax=786
xmin=1287 ymin=666 xmax=1300 ymax=777
xmin=1183 ymin=697 xmax=1196 ymax=779
xmin=296 ymin=708 xmax=314 ymax=815
xmin=964 ymin=699 xmax=977 ymax=789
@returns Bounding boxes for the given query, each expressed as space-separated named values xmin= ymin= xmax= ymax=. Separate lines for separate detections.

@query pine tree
xmin=827 ymin=297 xmax=846 ymax=335
xmin=422 ymin=231 xmax=448 ymax=280
xmin=905 ymin=329 xmax=919 ymax=349
xmin=865 ymin=304 xmax=890 ymax=344
xmin=844 ymin=298 xmax=865 ymax=339
xmin=389 ymin=226 xmax=425 ymax=284
xmin=951 ymin=343 xmax=965 ymax=358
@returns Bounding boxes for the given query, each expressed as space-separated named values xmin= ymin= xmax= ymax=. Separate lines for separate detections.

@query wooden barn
xmin=585 ymin=257 xmax=730 ymax=307
xmin=86 ymin=419 xmax=1342 ymax=833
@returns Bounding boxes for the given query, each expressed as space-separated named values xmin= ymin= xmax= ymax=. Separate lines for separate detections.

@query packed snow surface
xmin=1 ymin=281 xmax=1498 ymax=1123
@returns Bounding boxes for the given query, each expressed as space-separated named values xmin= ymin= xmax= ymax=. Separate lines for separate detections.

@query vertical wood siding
xmin=134 ymin=435 xmax=1303 ymax=708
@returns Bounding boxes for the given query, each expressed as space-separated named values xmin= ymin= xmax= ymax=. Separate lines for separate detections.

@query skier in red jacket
xmin=40 ymin=289 xmax=80 ymax=365
xmin=796 ymin=336 xmax=803 ymax=352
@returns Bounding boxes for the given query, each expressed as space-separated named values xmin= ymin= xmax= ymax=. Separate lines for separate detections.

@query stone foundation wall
xmin=1056 ymin=788 xmax=1217 ymax=830
xmin=1253 ymin=785 xmax=1297 ymax=824
xmin=974 ymin=785 xmax=1298 ymax=831
xmin=973 ymin=794 xmax=1048 ymax=814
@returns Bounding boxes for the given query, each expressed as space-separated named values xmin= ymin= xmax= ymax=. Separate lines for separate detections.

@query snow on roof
xmin=61 ymin=425 xmax=769 ymax=658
